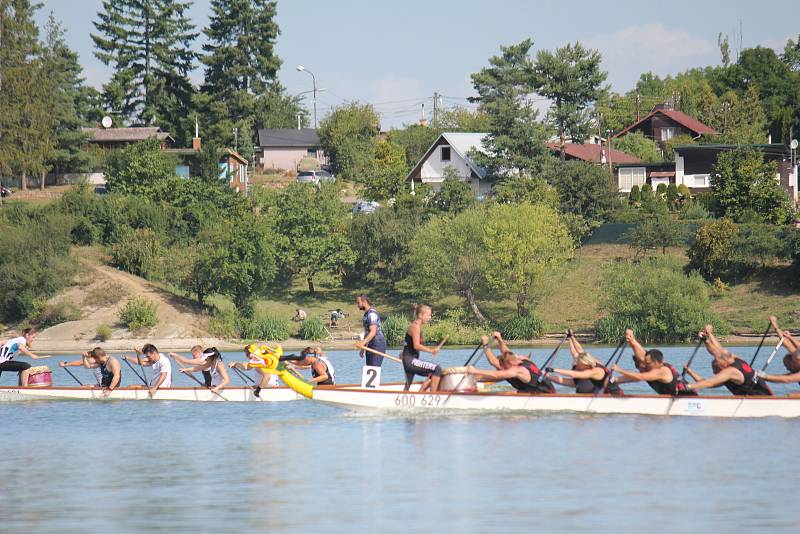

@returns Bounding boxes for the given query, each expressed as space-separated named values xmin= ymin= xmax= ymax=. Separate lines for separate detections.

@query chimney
xmin=192 ymin=116 xmax=201 ymax=151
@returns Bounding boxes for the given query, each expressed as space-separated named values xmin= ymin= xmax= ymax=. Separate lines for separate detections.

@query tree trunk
xmin=559 ymin=128 xmax=566 ymax=161
xmin=21 ymin=170 xmax=27 ymax=191
xmin=516 ymin=294 xmax=528 ymax=317
xmin=306 ymin=275 xmax=315 ymax=295
xmin=464 ymin=288 xmax=486 ymax=323
xmin=40 ymin=170 xmax=45 ymax=191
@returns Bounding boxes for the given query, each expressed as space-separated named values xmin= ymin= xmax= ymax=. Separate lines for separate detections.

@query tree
xmin=92 ymin=0 xmax=197 ymax=142
xmin=408 ymin=208 xmax=490 ymax=322
xmin=387 ymin=124 xmax=440 ymax=167
xmin=273 ymin=182 xmax=355 ymax=294
xmin=105 ymin=138 xmax=177 ymax=195
xmin=625 ymin=216 xmax=688 ymax=257
xmin=361 ymin=140 xmax=408 ymax=200
xmin=533 ymin=42 xmax=607 ymax=159
xmin=438 ymin=107 xmax=492 ymax=132
xmin=317 ymin=102 xmax=379 ymax=180
xmin=710 ymin=147 xmax=794 ymax=224
xmin=687 ymin=218 xmax=739 ymax=281
xmin=469 ymin=39 xmax=552 ymax=178
xmin=717 ymin=84 xmax=768 ymax=145
xmin=784 ymin=35 xmax=800 ymax=71
xmin=544 ymin=160 xmax=617 ymax=224
xmin=613 ymin=132 xmax=662 ymax=162
xmin=492 ymin=173 xmax=559 ymax=207
xmin=483 ymin=203 xmax=574 ymax=316
xmin=432 ymin=168 xmax=475 ymax=214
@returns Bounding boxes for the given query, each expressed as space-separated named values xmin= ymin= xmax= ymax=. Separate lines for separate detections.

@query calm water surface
xmin=1 ymin=345 xmax=798 ymax=533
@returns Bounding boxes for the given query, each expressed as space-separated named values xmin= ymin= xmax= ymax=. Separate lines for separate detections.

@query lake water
xmin=1 ymin=344 xmax=798 ymax=533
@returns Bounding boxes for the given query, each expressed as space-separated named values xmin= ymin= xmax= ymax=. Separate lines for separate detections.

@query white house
xmin=405 ymin=132 xmax=491 ymax=195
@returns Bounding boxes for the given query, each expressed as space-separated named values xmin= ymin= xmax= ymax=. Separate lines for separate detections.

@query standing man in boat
xmin=0 ymin=328 xmax=51 ymax=386
xmin=123 ymin=344 xmax=172 ymax=396
xmin=60 ymin=348 xmax=122 ymax=391
xmin=547 ymin=332 xmax=622 ymax=394
xmin=684 ymin=324 xmax=772 ymax=395
xmin=611 ymin=329 xmax=696 ymax=396
xmin=467 ymin=332 xmax=555 ymax=393
xmin=229 ymin=344 xmax=281 ymax=397
xmin=293 ymin=346 xmax=336 ymax=385
xmin=357 ymin=295 xmax=386 ymax=367
xmin=402 ymin=304 xmax=443 ymax=392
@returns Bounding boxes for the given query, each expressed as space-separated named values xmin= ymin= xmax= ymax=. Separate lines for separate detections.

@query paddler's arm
xmin=551 ymin=367 xmax=604 ymax=380
xmin=769 ymin=316 xmax=799 ymax=352
xmin=19 ymin=345 xmax=49 ymax=360
xmin=467 ymin=365 xmax=522 ymax=381
xmin=149 ymin=372 xmax=168 ymax=395
xmin=546 ymin=374 xmax=575 ymax=387
xmin=308 ymin=361 xmax=330 ymax=384
xmin=211 ymin=362 xmax=229 ymax=393
xmin=492 ymin=332 xmax=511 ymax=355
xmin=480 ymin=335 xmax=502 ymax=370
xmin=611 ymin=365 xmax=668 ymax=383
xmin=123 ymin=354 xmax=153 ymax=366
xmin=683 ymin=366 xmax=702 ymax=382
xmin=625 ymin=329 xmax=647 ymax=365
xmin=107 ymin=358 xmax=121 ymax=390
xmin=169 ymin=352 xmax=204 ymax=366
xmin=686 ymin=367 xmax=738 ymax=391
xmin=700 ymin=325 xmax=725 ymax=358
xmin=178 ymin=364 xmax=205 ymax=373
xmin=59 ymin=358 xmax=85 ymax=368
xmin=759 ymin=370 xmax=800 ymax=383
xmin=410 ymin=323 xmax=439 ymax=355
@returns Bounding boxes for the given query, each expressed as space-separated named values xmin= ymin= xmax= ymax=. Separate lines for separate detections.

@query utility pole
xmin=233 ymin=127 xmax=238 ymax=152
xmin=596 ymin=111 xmax=604 ymax=163
xmin=635 ymin=94 xmax=641 ymax=121
xmin=722 ymin=102 xmax=730 ymax=132
xmin=607 ymin=129 xmax=613 ymax=176
xmin=432 ymin=92 xmax=439 ymax=127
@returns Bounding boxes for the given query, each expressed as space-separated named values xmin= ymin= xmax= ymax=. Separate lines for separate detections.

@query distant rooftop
xmin=82 ymin=126 xmax=174 ymax=143
xmin=258 ymin=128 xmax=320 ymax=148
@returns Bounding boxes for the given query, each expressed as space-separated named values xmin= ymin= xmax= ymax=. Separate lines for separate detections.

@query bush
xmin=118 ymin=297 xmax=159 ymax=332
xmin=679 ymin=200 xmax=712 ymax=221
xmin=625 ymin=216 xmax=689 ymax=256
xmin=238 ymin=313 xmax=291 ymax=341
xmin=655 ymin=183 xmax=667 ymax=198
xmin=209 ymin=307 xmax=238 ymax=338
xmin=594 ymin=256 xmax=724 ymax=343
xmin=687 ymin=218 xmax=738 ymax=281
xmin=640 ymin=183 xmax=653 ymax=199
xmin=677 ymin=184 xmax=691 ymax=199
xmin=423 ymin=308 xmax=486 ymax=346
xmin=299 ymin=317 xmax=327 ymax=341
xmin=628 ymin=185 xmax=641 ymax=204
xmin=95 ymin=324 xmax=112 ymax=341
xmin=382 ymin=314 xmax=410 ymax=346
xmin=498 ymin=315 xmax=545 ymax=340
xmin=30 ymin=298 xmax=82 ymax=328
xmin=694 ymin=191 xmax=716 ymax=211
xmin=666 ymin=183 xmax=679 ymax=207
xmin=109 ymin=227 xmax=162 ymax=279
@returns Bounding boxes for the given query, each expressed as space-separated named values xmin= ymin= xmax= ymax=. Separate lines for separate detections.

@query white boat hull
xmin=0 ymin=386 xmax=301 ymax=402
xmin=310 ymin=388 xmax=800 ymax=418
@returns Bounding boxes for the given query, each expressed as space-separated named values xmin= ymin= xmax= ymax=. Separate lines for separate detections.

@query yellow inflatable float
xmin=247 ymin=344 xmax=315 ymax=399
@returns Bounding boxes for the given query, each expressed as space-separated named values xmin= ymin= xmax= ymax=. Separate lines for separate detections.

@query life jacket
xmin=724 ymin=358 xmax=773 ymax=396
xmin=507 ymin=360 xmax=555 ymax=394
xmin=362 ymin=307 xmax=386 ymax=346
xmin=574 ymin=364 xmax=623 ymax=395
xmin=647 ymin=363 xmax=697 ymax=396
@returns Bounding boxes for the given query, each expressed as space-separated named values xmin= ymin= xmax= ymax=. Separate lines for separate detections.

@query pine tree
xmin=719 ymin=84 xmax=768 ymax=145
xmin=92 ymin=0 xmax=197 ymax=143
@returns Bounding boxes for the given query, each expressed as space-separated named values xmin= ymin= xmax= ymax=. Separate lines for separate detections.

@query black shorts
xmin=0 ymin=360 xmax=31 ymax=375
xmin=403 ymin=356 xmax=442 ymax=388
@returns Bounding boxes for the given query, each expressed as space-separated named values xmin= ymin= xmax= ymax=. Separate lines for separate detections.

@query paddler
xmin=611 ymin=329 xmax=696 ymax=396
xmin=122 ymin=344 xmax=172 ymax=396
xmin=356 ymin=295 xmax=386 ymax=367
xmin=59 ymin=347 xmax=121 ymax=390
xmin=169 ymin=345 xmax=213 ymax=386
xmin=229 ymin=344 xmax=280 ymax=397
xmin=547 ymin=332 xmax=622 ymax=394
xmin=756 ymin=317 xmax=800 ymax=394
xmin=466 ymin=332 xmax=555 ymax=393
xmin=401 ymin=304 xmax=443 ymax=392
xmin=0 ymin=328 xmax=52 ymax=386
xmin=292 ymin=346 xmax=336 ymax=385
xmin=177 ymin=347 xmax=229 ymax=394
xmin=683 ymin=324 xmax=772 ymax=396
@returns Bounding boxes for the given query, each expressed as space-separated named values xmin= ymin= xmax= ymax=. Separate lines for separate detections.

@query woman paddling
xmin=229 ymin=344 xmax=280 ymax=397
xmin=0 ymin=328 xmax=51 ymax=386
xmin=547 ymin=332 xmax=622 ymax=394
xmin=402 ymin=304 xmax=443 ymax=392
xmin=178 ymin=347 xmax=230 ymax=394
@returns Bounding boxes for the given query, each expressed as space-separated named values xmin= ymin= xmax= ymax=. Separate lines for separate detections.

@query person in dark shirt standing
xmin=357 ymin=295 xmax=386 ymax=367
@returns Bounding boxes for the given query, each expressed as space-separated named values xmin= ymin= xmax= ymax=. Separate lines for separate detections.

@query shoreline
xmin=25 ymin=333 xmax=787 ymax=354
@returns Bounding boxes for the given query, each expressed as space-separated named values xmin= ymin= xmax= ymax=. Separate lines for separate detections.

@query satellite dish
xmin=791 ymin=139 xmax=799 ymax=150
xmin=101 ymin=116 xmax=113 ymax=129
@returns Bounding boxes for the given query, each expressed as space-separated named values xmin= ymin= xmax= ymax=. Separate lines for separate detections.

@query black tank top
xmin=724 ymin=358 xmax=773 ymax=396
xmin=506 ymin=361 xmax=555 ymax=394
xmin=647 ymin=363 xmax=697 ymax=396
xmin=402 ymin=331 xmax=420 ymax=360
xmin=574 ymin=365 xmax=623 ymax=395
xmin=312 ymin=357 xmax=335 ymax=386
xmin=98 ymin=362 xmax=116 ymax=387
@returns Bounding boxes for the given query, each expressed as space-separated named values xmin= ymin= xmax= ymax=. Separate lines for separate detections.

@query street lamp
xmin=296 ymin=64 xmax=317 ymax=129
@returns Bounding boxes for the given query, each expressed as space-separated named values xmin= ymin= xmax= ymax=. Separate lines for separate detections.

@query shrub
xmin=594 ymin=256 xmax=724 ymax=343
xmin=677 ymin=184 xmax=691 ymax=199
xmin=625 ymin=216 xmax=689 ymax=256
xmin=687 ymin=218 xmax=738 ymax=281
xmin=238 ymin=313 xmax=291 ymax=341
xmin=299 ymin=317 xmax=327 ymax=341
xmin=628 ymin=185 xmax=641 ymax=204
xmin=30 ymin=299 xmax=82 ymax=328
xmin=109 ymin=227 xmax=162 ymax=279
xmin=95 ymin=324 xmax=112 ymax=341
xmin=679 ymin=200 xmax=712 ymax=221
xmin=118 ymin=297 xmax=159 ymax=332
xmin=382 ymin=314 xmax=410 ymax=346
xmin=655 ymin=183 xmax=667 ymax=198
xmin=694 ymin=191 xmax=715 ymax=211
xmin=498 ymin=315 xmax=545 ymax=340
xmin=423 ymin=308 xmax=486 ymax=346
xmin=640 ymin=183 xmax=653 ymax=199
xmin=209 ymin=307 xmax=238 ymax=338
xmin=666 ymin=183 xmax=679 ymax=206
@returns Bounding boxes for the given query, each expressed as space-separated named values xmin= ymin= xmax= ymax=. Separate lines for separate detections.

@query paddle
xmin=122 ymin=355 xmax=148 ymax=386
xmin=435 ymin=336 xmax=450 ymax=353
xmin=749 ymin=322 xmax=773 ymax=367
xmin=599 ymin=342 xmax=626 ymax=394
xmin=461 ymin=340 xmax=485 ymax=367
xmin=62 ymin=366 xmax=84 ymax=386
xmin=603 ymin=337 xmax=627 ymax=368
xmin=355 ymin=344 xmax=402 ymax=364
xmin=136 ymin=353 xmax=149 ymax=386
xmin=758 ymin=337 xmax=786 ymax=373
xmin=537 ymin=333 xmax=570 ymax=383
xmin=179 ymin=367 xmax=229 ymax=401
xmin=681 ymin=337 xmax=706 ymax=380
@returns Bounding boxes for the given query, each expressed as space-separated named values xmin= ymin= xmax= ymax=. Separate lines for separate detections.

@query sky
xmin=36 ymin=0 xmax=798 ymax=129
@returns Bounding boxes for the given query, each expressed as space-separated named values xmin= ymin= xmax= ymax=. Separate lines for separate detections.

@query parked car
xmin=1 ymin=185 xmax=11 ymax=198
xmin=352 ymin=200 xmax=380 ymax=214
xmin=296 ymin=169 xmax=335 ymax=184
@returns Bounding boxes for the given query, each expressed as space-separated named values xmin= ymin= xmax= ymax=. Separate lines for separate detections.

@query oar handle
xmin=355 ymin=343 xmax=402 ymax=363
xmin=681 ymin=337 xmax=705 ymax=379
xmin=749 ymin=322 xmax=773 ymax=367
xmin=435 ymin=336 xmax=449 ymax=352
xmin=603 ymin=337 xmax=627 ymax=368
xmin=760 ymin=337 xmax=785 ymax=372
xmin=538 ymin=333 xmax=570 ymax=382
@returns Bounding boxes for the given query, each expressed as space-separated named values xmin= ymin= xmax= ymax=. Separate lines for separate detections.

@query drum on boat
xmin=27 ymin=366 xmax=53 ymax=387
xmin=439 ymin=367 xmax=477 ymax=392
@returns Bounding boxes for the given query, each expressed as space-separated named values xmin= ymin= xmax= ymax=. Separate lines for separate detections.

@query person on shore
xmin=683 ymin=324 xmax=772 ymax=396
xmin=467 ymin=332 xmax=555 ymax=393
xmin=290 ymin=347 xmax=336 ymax=385
xmin=169 ymin=345 xmax=212 ymax=386
xmin=60 ymin=348 xmax=121 ymax=390
xmin=229 ymin=344 xmax=280 ymax=397
xmin=357 ymin=295 xmax=386 ymax=367
xmin=123 ymin=344 xmax=172 ymax=396
xmin=547 ymin=332 xmax=622 ymax=395
xmin=0 ymin=328 xmax=51 ymax=386
xmin=401 ymin=304 xmax=443 ymax=392
xmin=178 ymin=347 xmax=229 ymax=394
xmin=329 ymin=309 xmax=345 ymax=327
xmin=293 ymin=309 xmax=307 ymax=322
xmin=611 ymin=329 xmax=696 ymax=396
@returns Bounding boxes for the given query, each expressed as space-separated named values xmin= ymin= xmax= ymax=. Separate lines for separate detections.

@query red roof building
xmin=546 ymin=142 xmax=641 ymax=164
xmin=613 ymin=105 xmax=716 ymax=147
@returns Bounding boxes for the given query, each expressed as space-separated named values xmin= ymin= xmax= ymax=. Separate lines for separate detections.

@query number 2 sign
xmin=361 ymin=365 xmax=381 ymax=389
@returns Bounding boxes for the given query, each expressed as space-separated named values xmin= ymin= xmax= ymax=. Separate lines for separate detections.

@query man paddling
xmin=123 ymin=344 xmax=172 ymax=396
xmin=0 ymin=328 xmax=51 ymax=386
xmin=611 ymin=329 xmax=696 ymax=396
xmin=357 ymin=295 xmax=386 ymax=367
xmin=684 ymin=325 xmax=772 ymax=396
xmin=467 ymin=332 xmax=555 ymax=393
xmin=757 ymin=317 xmax=800 ymax=395
xmin=60 ymin=348 xmax=121 ymax=391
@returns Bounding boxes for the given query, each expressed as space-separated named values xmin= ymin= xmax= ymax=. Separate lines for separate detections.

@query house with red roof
xmin=546 ymin=141 xmax=640 ymax=165
xmin=613 ymin=103 xmax=716 ymax=149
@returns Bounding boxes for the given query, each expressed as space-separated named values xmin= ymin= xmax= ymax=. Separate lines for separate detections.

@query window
xmin=307 ymin=148 xmax=316 ymax=156
xmin=618 ymin=167 xmax=646 ymax=191
xmin=441 ymin=146 xmax=451 ymax=161
xmin=692 ymin=174 xmax=709 ymax=187
xmin=661 ymin=127 xmax=676 ymax=141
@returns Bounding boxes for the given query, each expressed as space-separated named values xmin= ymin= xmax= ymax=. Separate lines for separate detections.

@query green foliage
xmin=433 ymin=172 xmax=475 ymax=214
xmin=498 ymin=315 xmax=545 ymax=340
xmin=625 ymin=216 xmax=688 ymax=256
xmin=423 ymin=308 xmax=485 ymax=345
xmin=95 ymin=324 xmax=112 ymax=342
xmin=655 ymin=183 xmax=667 ymax=198
xmin=361 ymin=140 xmax=409 ymax=200
xmin=666 ymin=183 xmax=679 ymax=206
xmin=109 ymin=227 xmax=162 ymax=279
xmin=710 ymin=147 xmax=795 ymax=224
xmin=640 ymin=183 xmax=652 ymax=199
xmin=628 ymin=185 xmax=641 ymax=203
xmin=595 ymin=256 xmax=722 ymax=343
xmin=663 ymin=134 xmax=695 ymax=161
xmin=382 ymin=314 xmax=410 ymax=346
xmin=318 ymin=102 xmax=380 ymax=180
xmin=118 ymin=297 xmax=158 ymax=332
xmin=677 ymin=184 xmax=691 ymax=199
xmin=545 ymin=160 xmax=617 ymax=224
xmin=716 ymin=85 xmax=769 ymax=144
xmin=613 ymin=132 xmax=662 ymax=162
xmin=679 ymin=200 xmax=712 ymax=221
xmin=387 ymin=124 xmax=440 ymax=167
xmin=492 ymin=174 xmax=559 ymax=207
xmin=238 ymin=313 xmax=291 ymax=341
xmin=105 ymin=139 xmax=178 ymax=195
xmin=687 ymin=218 xmax=738 ymax=281
xmin=298 ymin=317 xmax=326 ymax=341
xmin=208 ymin=307 xmax=238 ymax=338
xmin=29 ymin=298 xmax=82 ymax=328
